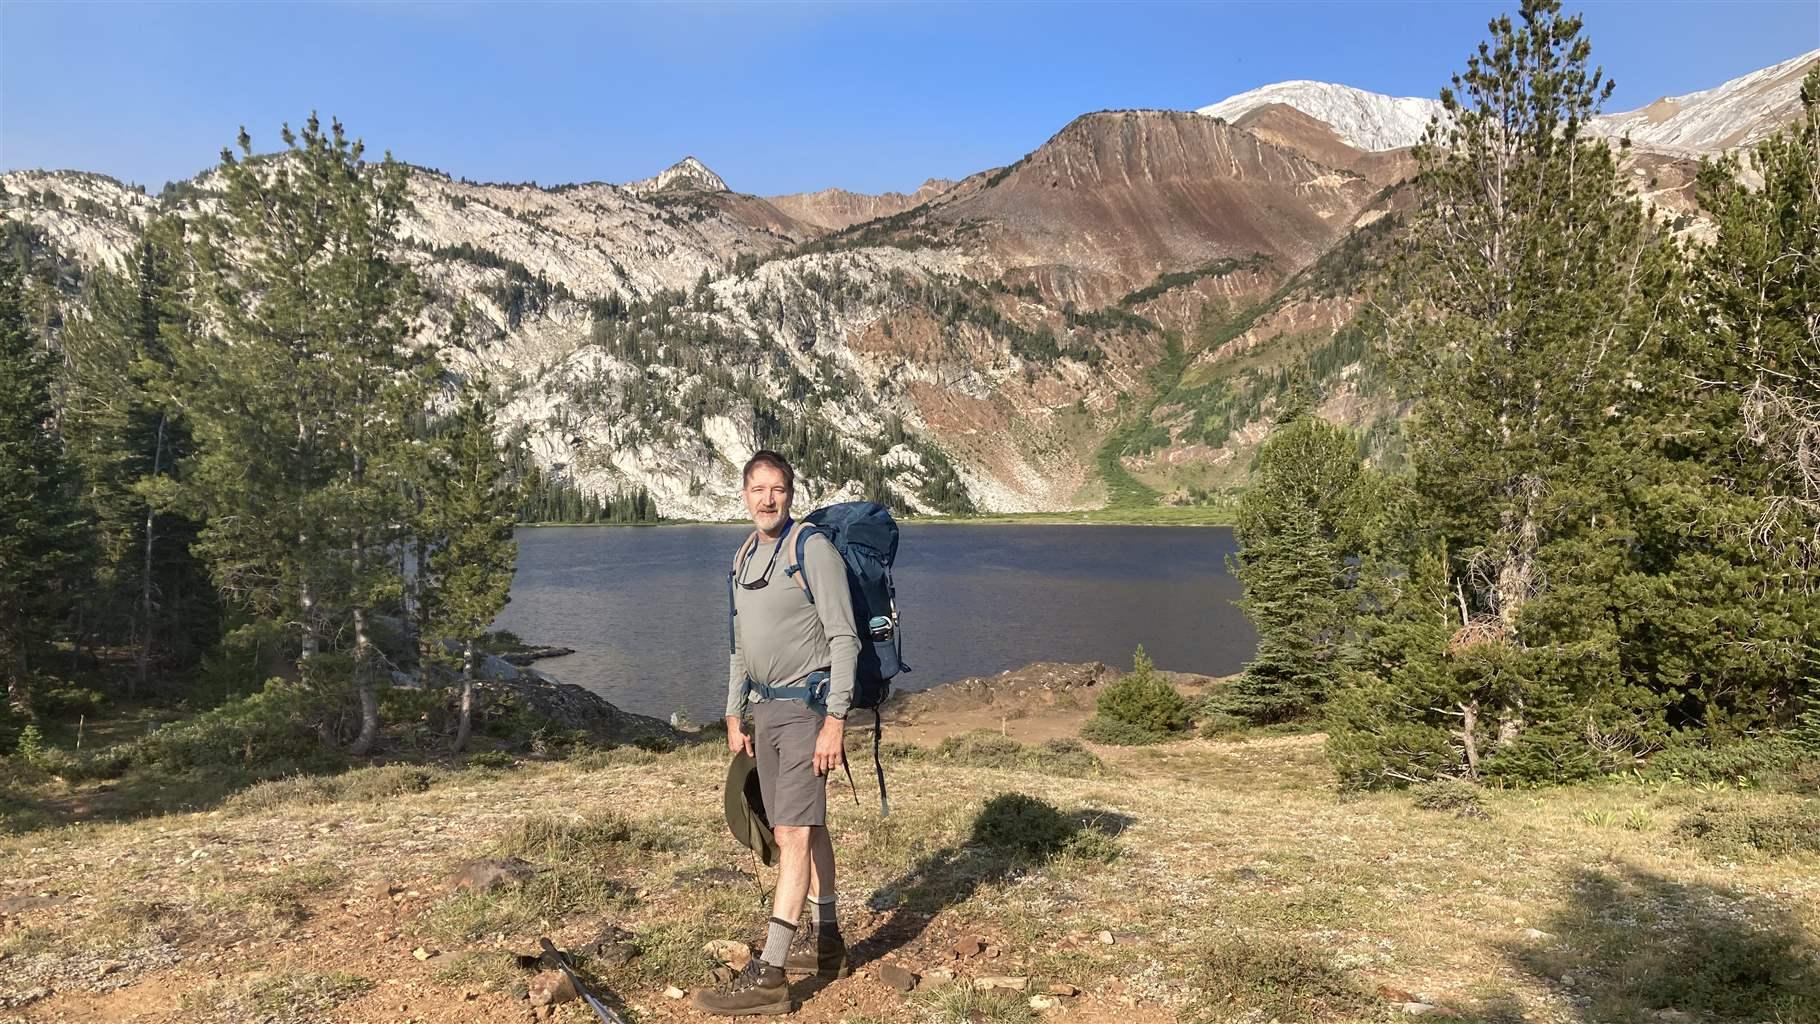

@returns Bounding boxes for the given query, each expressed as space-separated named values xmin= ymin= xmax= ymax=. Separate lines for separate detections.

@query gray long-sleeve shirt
xmin=726 ymin=528 xmax=860 ymax=719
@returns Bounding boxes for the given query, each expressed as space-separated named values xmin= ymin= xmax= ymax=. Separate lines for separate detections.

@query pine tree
xmin=1648 ymin=65 xmax=1820 ymax=739
xmin=1348 ymin=0 xmax=1683 ymax=782
xmin=1223 ymin=414 xmax=1369 ymax=723
xmin=0 ymin=263 xmax=89 ymax=722
xmin=1695 ymin=68 xmax=1820 ymax=571
xmin=184 ymin=115 xmax=428 ymax=754
xmin=59 ymin=217 xmax=212 ymax=693
xmin=418 ymin=380 xmax=518 ymax=751
xmin=1381 ymin=0 xmax=1666 ymax=632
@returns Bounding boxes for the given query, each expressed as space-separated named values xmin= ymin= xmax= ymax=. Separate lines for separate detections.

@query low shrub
xmin=1091 ymin=647 xmax=1191 ymax=736
xmin=182 ymin=969 xmax=373 ymax=1018
xmin=1674 ymin=803 xmax=1820 ymax=857
xmin=1643 ymin=738 xmax=1804 ymax=788
xmin=1767 ymin=758 xmax=1820 ymax=796
xmin=913 ymin=983 xmax=1035 ymax=1024
xmin=1079 ymin=715 xmax=1168 ymax=746
xmin=929 ymin=731 xmax=1106 ymax=777
xmin=426 ymin=812 xmax=655 ymax=944
xmin=194 ymin=618 xmax=294 ymax=704
xmin=1411 ymin=779 xmax=1490 ymax=819
xmin=222 ymin=765 xmax=443 ymax=816
xmin=37 ymin=685 xmax=106 ymax=719
xmin=465 ymin=750 xmax=514 ymax=769
xmin=1198 ymin=710 xmax=1248 ymax=739
xmin=126 ymin=678 xmax=354 ymax=775
xmin=1031 ymin=738 xmax=1107 ymax=777
xmin=1181 ymin=937 xmax=1369 ymax=1023
xmin=968 ymin=793 xmax=1119 ymax=864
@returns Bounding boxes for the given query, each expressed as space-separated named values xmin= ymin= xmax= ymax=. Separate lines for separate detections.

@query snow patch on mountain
xmin=1202 ymin=48 xmax=1820 ymax=159
xmin=1197 ymin=81 xmax=1444 ymax=151
xmin=1593 ymin=48 xmax=1820 ymax=154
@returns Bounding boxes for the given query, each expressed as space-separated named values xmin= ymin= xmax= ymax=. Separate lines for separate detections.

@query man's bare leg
xmin=806 ymin=825 xmax=836 ymax=901
xmin=769 ymin=824 xmax=812 ymax=947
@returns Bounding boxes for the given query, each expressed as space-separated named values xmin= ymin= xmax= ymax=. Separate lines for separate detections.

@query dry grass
xmin=1 ymin=731 xmax=1816 ymax=1024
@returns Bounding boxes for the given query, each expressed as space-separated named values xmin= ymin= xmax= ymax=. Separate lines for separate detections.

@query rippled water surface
xmin=493 ymin=524 xmax=1256 ymax=721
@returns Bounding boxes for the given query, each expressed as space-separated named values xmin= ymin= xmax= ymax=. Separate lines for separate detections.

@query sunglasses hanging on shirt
xmin=735 ymin=523 xmax=791 ymax=590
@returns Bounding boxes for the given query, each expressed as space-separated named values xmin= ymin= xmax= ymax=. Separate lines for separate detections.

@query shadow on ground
xmin=841 ymin=793 xmax=1133 ymax=977
xmin=1475 ymin=862 xmax=1820 ymax=1024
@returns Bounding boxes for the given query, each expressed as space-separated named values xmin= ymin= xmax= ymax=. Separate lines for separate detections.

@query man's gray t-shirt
xmin=726 ymin=529 xmax=860 ymax=719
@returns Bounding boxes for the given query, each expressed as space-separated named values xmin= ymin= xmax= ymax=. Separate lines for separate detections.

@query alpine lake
xmin=494 ymin=523 xmax=1256 ymax=723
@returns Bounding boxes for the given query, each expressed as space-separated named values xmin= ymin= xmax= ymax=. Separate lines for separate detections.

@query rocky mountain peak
xmin=1198 ymin=81 xmax=1444 ymax=152
xmin=624 ymin=156 xmax=729 ymax=195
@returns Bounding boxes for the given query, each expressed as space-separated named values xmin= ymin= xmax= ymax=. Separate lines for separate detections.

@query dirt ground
xmin=4 ymin=665 xmax=1818 ymax=1024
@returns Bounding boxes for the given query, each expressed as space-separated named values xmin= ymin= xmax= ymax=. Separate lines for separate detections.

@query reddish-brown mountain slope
xmin=925 ymin=110 xmax=1379 ymax=307
xmin=1232 ymin=104 xmax=1417 ymax=187
xmin=767 ymin=179 xmax=956 ymax=232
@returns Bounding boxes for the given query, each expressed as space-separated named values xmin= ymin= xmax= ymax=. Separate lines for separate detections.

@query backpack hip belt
xmin=745 ymin=669 xmax=831 ymax=704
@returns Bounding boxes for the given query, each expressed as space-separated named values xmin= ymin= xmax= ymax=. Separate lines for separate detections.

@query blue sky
xmin=2 ymin=1 xmax=1815 ymax=196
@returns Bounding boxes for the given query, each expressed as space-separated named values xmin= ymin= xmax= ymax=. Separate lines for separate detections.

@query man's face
xmin=743 ymin=464 xmax=792 ymax=535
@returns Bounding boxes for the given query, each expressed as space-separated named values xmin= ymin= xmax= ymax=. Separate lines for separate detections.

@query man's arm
xmin=801 ymin=534 xmax=860 ymax=719
xmin=726 ymin=617 xmax=753 ymax=755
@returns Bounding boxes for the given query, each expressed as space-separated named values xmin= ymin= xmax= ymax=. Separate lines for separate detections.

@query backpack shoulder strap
xmin=732 ymin=530 xmax=760 ymax=575
xmin=783 ymin=521 xmax=820 ymax=604
xmin=729 ymin=530 xmax=761 ymax=654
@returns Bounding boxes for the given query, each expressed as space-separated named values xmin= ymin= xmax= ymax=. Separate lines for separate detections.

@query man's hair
xmin=742 ymin=450 xmax=795 ymax=492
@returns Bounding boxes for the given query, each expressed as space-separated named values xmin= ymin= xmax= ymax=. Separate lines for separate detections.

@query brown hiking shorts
xmin=751 ymin=699 xmax=828 ymax=828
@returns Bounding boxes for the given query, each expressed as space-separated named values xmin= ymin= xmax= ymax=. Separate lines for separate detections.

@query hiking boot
xmin=783 ymin=923 xmax=850 ymax=979
xmin=691 ymin=960 xmax=793 ymax=1016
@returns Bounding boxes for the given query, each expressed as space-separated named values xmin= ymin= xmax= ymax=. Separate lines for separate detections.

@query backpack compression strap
xmin=873 ymin=708 xmax=889 ymax=816
xmin=832 ymin=708 xmax=889 ymax=817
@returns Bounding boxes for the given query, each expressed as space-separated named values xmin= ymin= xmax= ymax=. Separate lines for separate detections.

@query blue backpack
xmin=728 ymin=501 xmax=907 ymax=812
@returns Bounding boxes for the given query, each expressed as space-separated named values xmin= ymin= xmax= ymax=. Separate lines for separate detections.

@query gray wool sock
xmin=809 ymin=893 xmax=838 ymax=930
xmin=759 ymin=916 xmax=797 ymax=970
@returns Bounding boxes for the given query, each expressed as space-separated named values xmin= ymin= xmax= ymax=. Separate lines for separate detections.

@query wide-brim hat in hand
xmin=723 ymin=748 xmax=779 ymax=867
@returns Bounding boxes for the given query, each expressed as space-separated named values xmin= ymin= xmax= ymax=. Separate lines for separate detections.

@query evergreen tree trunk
xmin=5 ymin=652 xmax=31 ymax=721
xmin=350 ymin=528 xmax=380 ymax=757
xmin=298 ymin=561 xmax=318 ymax=665
xmin=454 ymin=639 xmax=475 ymax=753
xmin=134 ymin=412 xmax=166 ymax=696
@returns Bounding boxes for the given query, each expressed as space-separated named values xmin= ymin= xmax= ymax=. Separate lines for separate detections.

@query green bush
xmin=223 ymin=765 xmax=443 ymax=815
xmin=1079 ymin=715 xmax=1168 ymax=746
xmin=1182 ymin=938 xmax=1370 ymax=1023
xmin=37 ymin=685 xmax=106 ymax=719
xmin=930 ymin=731 xmax=1106 ymax=776
xmin=195 ymin=618 xmax=294 ymax=704
xmin=1031 ymin=738 xmax=1106 ymax=777
xmin=968 ymin=793 xmax=1118 ymax=863
xmin=1644 ymin=738 xmax=1805 ymax=788
xmin=1198 ymin=710 xmax=1247 ymax=739
xmin=1082 ymin=647 xmax=1190 ymax=745
xmin=465 ymin=750 xmax=514 ymax=769
xmin=1411 ymin=779 xmax=1490 ymax=819
xmin=14 ymin=724 xmax=45 ymax=764
xmin=126 ymin=678 xmax=353 ymax=775
xmin=1674 ymin=803 xmax=1820 ymax=857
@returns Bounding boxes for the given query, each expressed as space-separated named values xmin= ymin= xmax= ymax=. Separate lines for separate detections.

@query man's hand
xmin=813 ymin=716 xmax=845 ymax=775
xmin=726 ymin=716 xmax=754 ymax=757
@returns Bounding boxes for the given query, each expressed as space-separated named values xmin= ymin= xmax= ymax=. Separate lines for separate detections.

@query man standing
xmin=694 ymin=450 xmax=859 ymax=1016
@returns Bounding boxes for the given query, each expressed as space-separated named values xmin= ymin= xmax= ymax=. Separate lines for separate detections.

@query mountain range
xmin=4 ymin=47 xmax=1815 ymax=519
